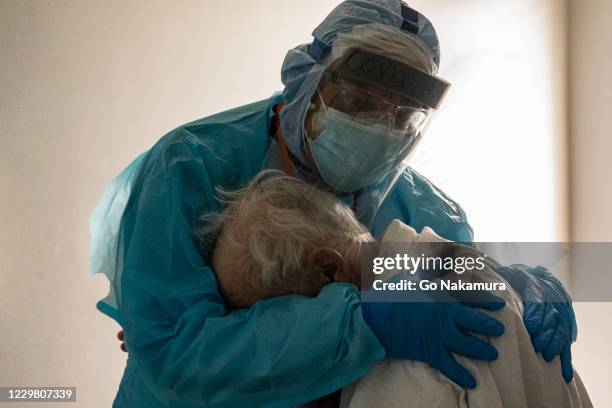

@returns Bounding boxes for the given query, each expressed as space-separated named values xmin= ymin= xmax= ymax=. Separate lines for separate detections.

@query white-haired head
xmin=197 ymin=170 xmax=373 ymax=309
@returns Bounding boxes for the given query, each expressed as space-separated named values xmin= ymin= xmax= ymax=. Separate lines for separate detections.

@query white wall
xmin=0 ymin=0 xmax=607 ymax=406
xmin=409 ymin=0 xmax=568 ymax=242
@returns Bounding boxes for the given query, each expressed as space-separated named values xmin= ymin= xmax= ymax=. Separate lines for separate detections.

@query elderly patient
xmin=197 ymin=170 xmax=591 ymax=408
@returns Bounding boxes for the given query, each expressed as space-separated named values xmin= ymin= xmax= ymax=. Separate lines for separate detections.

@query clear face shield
xmin=304 ymin=41 xmax=450 ymax=196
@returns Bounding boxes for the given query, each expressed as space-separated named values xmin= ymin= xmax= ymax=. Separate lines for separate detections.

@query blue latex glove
xmin=496 ymin=264 xmax=577 ymax=383
xmin=361 ymin=290 xmax=505 ymax=389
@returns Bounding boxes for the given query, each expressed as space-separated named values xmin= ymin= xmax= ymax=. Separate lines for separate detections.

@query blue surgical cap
xmin=279 ymin=0 xmax=440 ymax=165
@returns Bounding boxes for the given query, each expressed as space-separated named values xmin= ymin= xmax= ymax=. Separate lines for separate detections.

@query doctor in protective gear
xmin=90 ymin=1 xmax=577 ymax=406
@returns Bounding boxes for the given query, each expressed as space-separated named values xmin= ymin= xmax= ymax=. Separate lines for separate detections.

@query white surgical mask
xmin=308 ymin=107 xmax=413 ymax=193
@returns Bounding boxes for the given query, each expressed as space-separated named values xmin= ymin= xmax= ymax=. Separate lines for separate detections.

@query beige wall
xmin=568 ymin=0 xmax=612 ymax=406
xmin=0 ymin=0 xmax=609 ymax=406
xmin=0 ymin=1 xmax=339 ymax=405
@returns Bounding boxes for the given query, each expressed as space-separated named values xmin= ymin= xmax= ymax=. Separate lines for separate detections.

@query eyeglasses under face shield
xmin=316 ymin=47 xmax=451 ymax=137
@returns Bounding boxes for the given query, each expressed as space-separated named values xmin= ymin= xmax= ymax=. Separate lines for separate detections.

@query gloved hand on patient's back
xmin=119 ymin=302 xmax=505 ymax=389
xmin=116 ymin=294 xmax=505 ymax=390
xmin=114 ymin=262 xmax=575 ymax=388
xmin=361 ymin=286 xmax=506 ymax=389
xmin=496 ymin=264 xmax=577 ymax=383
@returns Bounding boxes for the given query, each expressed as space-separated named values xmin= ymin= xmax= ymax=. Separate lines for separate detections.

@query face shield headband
xmin=334 ymin=47 xmax=450 ymax=110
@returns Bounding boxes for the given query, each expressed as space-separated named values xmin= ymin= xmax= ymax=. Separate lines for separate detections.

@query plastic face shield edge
xmin=308 ymin=47 xmax=450 ymax=195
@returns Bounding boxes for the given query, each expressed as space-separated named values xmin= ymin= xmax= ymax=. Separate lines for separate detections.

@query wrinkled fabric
xmin=497 ymin=264 xmax=578 ymax=382
xmin=330 ymin=22 xmax=437 ymax=81
xmin=361 ymin=220 xmax=505 ymax=389
xmin=90 ymin=2 xmax=473 ymax=406
xmin=281 ymin=0 xmax=440 ymax=167
xmin=279 ymin=0 xmax=442 ymax=225
xmin=361 ymin=289 xmax=504 ymax=389
xmin=340 ymin=222 xmax=592 ymax=408
xmin=90 ymin=92 xmax=473 ymax=407
xmin=90 ymin=151 xmax=147 ymax=325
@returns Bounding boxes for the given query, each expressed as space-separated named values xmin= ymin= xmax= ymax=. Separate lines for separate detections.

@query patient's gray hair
xmin=197 ymin=170 xmax=372 ymax=307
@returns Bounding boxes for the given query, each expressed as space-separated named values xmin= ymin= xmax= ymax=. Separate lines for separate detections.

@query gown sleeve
xmin=113 ymin=133 xmax=385 ymax=408
xmin=370 ymin=168 xmax=474 ymax=243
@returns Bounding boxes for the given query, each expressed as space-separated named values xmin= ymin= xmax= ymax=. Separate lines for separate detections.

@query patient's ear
xmin=306 ymin=247 xmax=350 ymax=284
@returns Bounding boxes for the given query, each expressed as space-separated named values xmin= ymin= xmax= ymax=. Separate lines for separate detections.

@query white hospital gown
xmin=340 ymin=220 xmax=592 ymax=408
